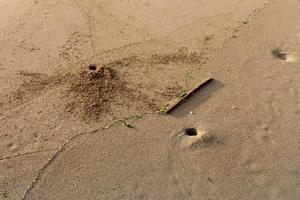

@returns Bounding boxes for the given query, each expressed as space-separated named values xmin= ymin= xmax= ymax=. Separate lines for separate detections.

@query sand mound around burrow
xmin=65 ymin=65 xmax=136 ymax=119
xmin=1 ymin=63 xmax=156 ymax=120
xmin=177 ymin=127 xmax=221 ymax=149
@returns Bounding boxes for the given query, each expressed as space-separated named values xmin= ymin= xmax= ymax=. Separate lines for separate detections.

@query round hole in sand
xmin=271 ymin=49 xmax=287 ymax=60
xmin=184 ymin=128 xmax=198 ymax=136
xmin=88 ymin=64 xmax=97 ymax=70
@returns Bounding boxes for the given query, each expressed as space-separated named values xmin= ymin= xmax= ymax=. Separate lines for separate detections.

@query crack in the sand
xmin=0 ymin=149 xmax=59 ymax=162
xmin=220 ymin=0 xmax=274 ymax=51
xmin=21 ymin=129 xmax=101 ymax=200
xmin=21 ymin=112 xmax=159 ymax=200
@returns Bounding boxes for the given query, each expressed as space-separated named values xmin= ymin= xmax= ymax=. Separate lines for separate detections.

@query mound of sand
xmin=66 ymin=65 xmax=134 ymax=119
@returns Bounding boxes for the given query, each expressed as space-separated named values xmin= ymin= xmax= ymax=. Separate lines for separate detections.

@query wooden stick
xmin=165 ymin=78 xmax=214 ymax=114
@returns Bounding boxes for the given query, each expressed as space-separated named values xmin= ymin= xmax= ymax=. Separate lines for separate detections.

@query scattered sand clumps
xmin=66 ymin=65 xmax=133 ymax=119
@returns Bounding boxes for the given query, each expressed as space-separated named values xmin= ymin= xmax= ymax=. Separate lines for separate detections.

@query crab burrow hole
xmin=88 ymin=64 xmax=97 ymax=71
xmin=184 ymin=127 xmax=198 ymax=136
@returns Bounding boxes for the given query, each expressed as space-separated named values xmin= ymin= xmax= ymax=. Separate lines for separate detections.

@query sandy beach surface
xmin=0 ymin=0 xmax=299 ymax=199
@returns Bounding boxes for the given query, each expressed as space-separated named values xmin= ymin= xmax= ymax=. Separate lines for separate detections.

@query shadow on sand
xmin=169 ymin=79 xmax=224 ymax=118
